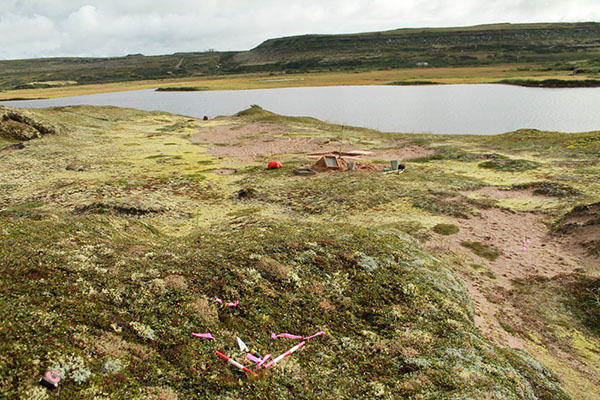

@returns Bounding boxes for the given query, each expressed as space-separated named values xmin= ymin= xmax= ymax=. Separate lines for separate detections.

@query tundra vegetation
xmin=0 ymin=104 xmax=599 ymax=399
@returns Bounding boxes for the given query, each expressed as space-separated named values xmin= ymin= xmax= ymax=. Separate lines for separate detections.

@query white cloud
xmin=0 ymin=0 xmax=598 ymax=59
xmin=0 ymin=12 xmax=60 ymax=59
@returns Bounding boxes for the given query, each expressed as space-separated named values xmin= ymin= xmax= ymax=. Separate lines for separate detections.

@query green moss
xmin=512 ymin=181 xmax=581 ymax=197
xmin=479 ymin=159 xmax=541 ymax=172
xmin=144 ymin=154 xmax=183 ymax=159
xmin=566 ymin=275 xmax=600 ymax=333
xmin=226 ymin=207 xmax=261 ymax=217
xmin=412 ymin=146 xmax=472 ymax=162
xmin=502 ymin=350 xmax=573 ymax=400
xmin=432 ymin=223 xmax=460 ymax=235
xmin=460 ymin=241 xmax=501 ymax=261
xmin=477 ymin=129 xmax=600 ymax=156
xmin=0 ymin=216 xmax=571 ymax=399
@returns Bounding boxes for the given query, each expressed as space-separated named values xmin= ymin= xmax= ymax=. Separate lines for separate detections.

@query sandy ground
xmin=190 ymin=122 xmax=434 ymax=162
xmin=427 ymin=188 xmax=599 ymax=350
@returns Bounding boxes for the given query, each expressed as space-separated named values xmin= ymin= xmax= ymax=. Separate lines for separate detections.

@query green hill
xmin=1 ymin=22 xmax=600 ymax=90
xmin=229 ymin=22 xmax=600 ymax=71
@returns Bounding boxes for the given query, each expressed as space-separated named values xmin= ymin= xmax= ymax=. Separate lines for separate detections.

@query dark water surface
xmin=2 ymin=84 xmax=599 ymax=134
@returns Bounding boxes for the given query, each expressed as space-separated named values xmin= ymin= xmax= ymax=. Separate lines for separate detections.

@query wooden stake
xmin=338 ymin=125 xmax=345 ymax=158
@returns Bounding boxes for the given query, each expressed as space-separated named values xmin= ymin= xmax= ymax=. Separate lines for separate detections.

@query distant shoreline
xmin=498 ymin=78 xmax=600 ymax=88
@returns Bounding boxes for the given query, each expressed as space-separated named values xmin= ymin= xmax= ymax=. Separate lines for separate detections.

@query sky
xmin=1 ymin=0 xmax=599 ymax=60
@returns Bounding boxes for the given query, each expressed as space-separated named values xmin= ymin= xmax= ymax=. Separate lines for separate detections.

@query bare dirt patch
xmin=428 ymin=207 xmax=594 ymax=349
xmin=190 ymin=122 xmax=330 ymax=161
xmin=208 ymin=168 xmax=237 ymax=175
xmin=465 ymin=186 xmax=546 ymax=201
xmin=190 ymin=122 xmax=434 ymax=162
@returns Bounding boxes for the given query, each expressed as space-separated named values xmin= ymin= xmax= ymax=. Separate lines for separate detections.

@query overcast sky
xmin=1 ymin=0 xmax=598 ymax=60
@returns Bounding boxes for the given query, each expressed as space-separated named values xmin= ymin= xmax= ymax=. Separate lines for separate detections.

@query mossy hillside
xmin=1 ymin=105 xmax=596 ymax=223
xmin=502 ymin=275 xmax=600 ymax=400
xmin=2 ymin=105 xmax=598 ymax=398
xmin=0 ymin=216 xmax=572 ymax=399
xmin=0 ymin=107 xmax=62 ymax=146
xmin=235 ymin=105 xmax=389 ymax=146
xmin=0 ymin=106 xmax=235 ymax=235
xmin=476 ymin=129 xmax=600 ymax=157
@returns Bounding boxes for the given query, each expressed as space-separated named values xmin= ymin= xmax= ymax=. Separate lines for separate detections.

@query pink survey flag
xmin=271 ymin=331 xmax=326 ymax=340
xmin=191 ymin=332 xmax=215 ymax=340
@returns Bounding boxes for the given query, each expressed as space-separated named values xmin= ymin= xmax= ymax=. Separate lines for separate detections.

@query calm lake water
xmin=2 ymin=84 xmax=600 ymax=135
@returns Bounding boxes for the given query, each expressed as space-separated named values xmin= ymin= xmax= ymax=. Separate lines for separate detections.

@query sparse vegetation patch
xmin=512 ymin=181 xmax=581 ymax=197
xmin=460 ymin=241 xmax=502 ymax=261
xmin=479 ymin=159 xmax=541 ymax=172
xmin=155 ymin=86 xmax=210 ymax=91
xmin=433 ymin=223 xmax=460 ymax=235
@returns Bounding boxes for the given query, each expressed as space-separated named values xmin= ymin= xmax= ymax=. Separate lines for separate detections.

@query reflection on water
xmin=2 ymin=84 xmax=599 ymax=134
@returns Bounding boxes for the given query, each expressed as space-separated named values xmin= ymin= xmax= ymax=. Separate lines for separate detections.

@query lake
xmin=2 ymin=84 xmax=599 ymax=135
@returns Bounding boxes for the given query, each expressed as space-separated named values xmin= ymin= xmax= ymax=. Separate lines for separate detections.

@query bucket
xmin=390 ymin=160 xmax=399 ymax=170
xmin=347 ymin=162 xmax=355 ymax=171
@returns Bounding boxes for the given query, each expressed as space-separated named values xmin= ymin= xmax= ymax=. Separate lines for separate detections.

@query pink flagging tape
xmin=216 ymin=351 xmax=258 ymax=377
xmin=215 ymin=298 xmax=238 ymax=307
xmin=303 ymin=331 xmax=326 ymax=340
xmin=246 ymin=353 xmax=262 ymax=364
xmin=271 ymin=333 xmax=303 ymax=339
xmin=264 ymin=341 xmax=306 ymax=369
xmin=247 ymin=352 xmax=272 ymax=367
xmin=271 ymin=331 xmax=326 ymax=340
xmin=258 ymin=354 xmax=271 ymax=368
xmin=191 ymin=332 xmax=215 ymax=340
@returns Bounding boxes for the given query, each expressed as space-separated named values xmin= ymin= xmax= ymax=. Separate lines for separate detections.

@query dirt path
xmin=175 ymin=57 xmax=184 ymax=70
